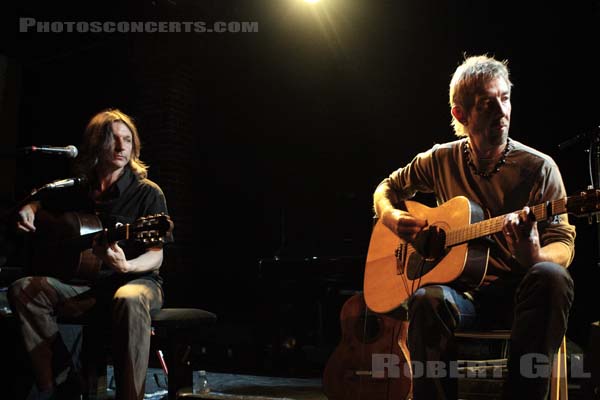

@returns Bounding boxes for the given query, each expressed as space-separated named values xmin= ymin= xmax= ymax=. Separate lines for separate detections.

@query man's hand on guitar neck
xmin=381 ymin=208 xmax=428 ymax=243
xmin=93 ymin=229 xmax=164 ymax=274
xmin=93 ymin=231 xmax=132 ymax=273
xmin=16 ymin=201 xmax=41 ymax=233
xmin=503 ymin=206 xmax=542 ymax=267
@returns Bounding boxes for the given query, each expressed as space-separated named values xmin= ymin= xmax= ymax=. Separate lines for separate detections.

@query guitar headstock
xmin=568 ymin=189 xmax=600 ymax=218
xmin=130 ymin=213 xmax=174 ymax=246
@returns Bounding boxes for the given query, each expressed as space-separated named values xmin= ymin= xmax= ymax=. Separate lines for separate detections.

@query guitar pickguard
xmin=406 ymin=248 xmax=450 ymax=280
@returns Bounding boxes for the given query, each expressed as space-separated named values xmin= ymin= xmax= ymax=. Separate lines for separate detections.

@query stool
xmin=455 ymin=330 xmax=568 ymax=400
xmin=80 ymin=307 xmax=217 ymax=400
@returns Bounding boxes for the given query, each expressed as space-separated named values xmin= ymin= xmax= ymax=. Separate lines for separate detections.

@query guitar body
xmin=364 ymin=196 xmax=490 ymax=313
xmin=31 ymin=211 xmax=104 ymax=280
xmin=29 ymin=210 xmax=173 ymax=281
xmin=322 ymin=293 xmax=412 ymax=400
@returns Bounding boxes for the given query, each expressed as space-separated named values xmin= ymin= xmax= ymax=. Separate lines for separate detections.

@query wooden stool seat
xmin=455 ymin=330 xmax=568 ymax=400
xmin=151 ymin=308 xmax=217 ymax=329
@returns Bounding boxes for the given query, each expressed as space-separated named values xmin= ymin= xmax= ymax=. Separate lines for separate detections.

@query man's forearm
xmin=373 ymin=181 xmax=398 ymax=218
xmin=537 ymin=242 xmax=573 ymax=268
xmin=127 ymin=248 xmax=164 ymax=273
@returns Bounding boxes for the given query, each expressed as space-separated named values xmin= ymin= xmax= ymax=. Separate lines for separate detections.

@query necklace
xmin=463 ymin=138 xmax=511 ymax=178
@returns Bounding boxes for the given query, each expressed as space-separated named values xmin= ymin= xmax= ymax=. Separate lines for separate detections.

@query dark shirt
xmin=41 ymin=167 xmax=170 ymax=284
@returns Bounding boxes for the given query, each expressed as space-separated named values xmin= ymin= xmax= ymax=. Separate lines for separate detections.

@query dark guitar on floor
xmin=364 ymin=189 xmax=600 ymax=313
xmin=322 ymin=293 xmax=412 ymax=400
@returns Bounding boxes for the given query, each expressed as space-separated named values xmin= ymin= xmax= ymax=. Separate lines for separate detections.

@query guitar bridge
xmin=395 ymin=243 xmax=407 ymax=275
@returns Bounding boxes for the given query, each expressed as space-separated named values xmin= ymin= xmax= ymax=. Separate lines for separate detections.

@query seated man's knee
xmin=8 ymin=277 xmax=28 ymax=300
xmin=7 ymin=276 xmax=42 ymax=307
xmin=408 ymin=285 xmax=446 ymax=313
xmin=524 ymin=262 xmax=574 ymax=304
xmin=112 ymin=285 xmax=151 ymax=314
xmin=529 ymin=262 xmax=573 ymax=289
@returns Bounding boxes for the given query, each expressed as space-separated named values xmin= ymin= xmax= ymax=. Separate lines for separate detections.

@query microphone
xmin=26 ymin=145 xmax=79 ymax=158
xmin=26 ymin=176 xmax=87 ymax=200
xmin=557 ymin=126 xmax=600 ymax=151
xmin=40 ymin=176 xmax=86 ymax=190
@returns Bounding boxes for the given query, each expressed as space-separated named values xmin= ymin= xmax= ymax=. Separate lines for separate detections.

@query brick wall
xmin=126 ymin=36 xmax=202 ymax=295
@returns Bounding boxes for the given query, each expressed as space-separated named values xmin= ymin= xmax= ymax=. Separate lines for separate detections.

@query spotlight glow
xmin=304 ymin=0 xmax=320 ymax=3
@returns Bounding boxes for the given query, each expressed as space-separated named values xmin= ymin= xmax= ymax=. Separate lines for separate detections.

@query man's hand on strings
xmin=381 ymin=208 xmax=428 ymax=243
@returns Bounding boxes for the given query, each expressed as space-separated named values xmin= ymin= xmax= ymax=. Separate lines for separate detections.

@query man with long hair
xmin=10 ymin=109 xmax=170 ymax=400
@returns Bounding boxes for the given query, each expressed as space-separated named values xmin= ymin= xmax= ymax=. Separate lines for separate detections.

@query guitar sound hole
xmin=413 ymin=225 xmax=446 ymax=260
xmin=355 ymin=315 xmax=382 ymax=344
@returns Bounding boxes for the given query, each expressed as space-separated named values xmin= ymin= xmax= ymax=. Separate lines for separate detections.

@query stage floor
xmin=109 ymin=366 xmax=327 ymax=400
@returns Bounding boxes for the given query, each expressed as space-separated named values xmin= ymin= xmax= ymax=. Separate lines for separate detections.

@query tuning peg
xmin=587 ymin=214 xmax=600 ymax=225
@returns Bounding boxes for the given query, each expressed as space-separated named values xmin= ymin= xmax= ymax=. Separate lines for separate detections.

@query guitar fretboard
xmin=445 ymin=197 xmax=569 ymax=247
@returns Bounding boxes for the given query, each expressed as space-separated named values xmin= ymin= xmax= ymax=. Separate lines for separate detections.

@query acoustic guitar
xmin=364 ymin=189 xmax=600 ymax=313
xmin=322 ymin=293 xmax=412 ymax=400
xmin=30 ymin=210 xmax=174 ymax=280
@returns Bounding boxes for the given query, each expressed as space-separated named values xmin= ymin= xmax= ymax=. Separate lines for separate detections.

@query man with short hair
xmin=373 ymin=55 xmax=575 ymax=399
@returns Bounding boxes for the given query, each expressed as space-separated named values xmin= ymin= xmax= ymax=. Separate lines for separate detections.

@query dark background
xmin=1 ymin=0 xmax=600 ymax=377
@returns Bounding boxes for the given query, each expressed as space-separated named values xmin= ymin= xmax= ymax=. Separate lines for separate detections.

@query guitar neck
xmin=78 ymin=224 xmax=130 ymax=248
xmin=445 ymin=197 xmax=569 ymax=247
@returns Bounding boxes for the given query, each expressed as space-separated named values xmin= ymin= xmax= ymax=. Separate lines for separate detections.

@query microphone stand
xmin=0 ymin=178 xmax=81 ymax=224
xmin=0 ymin=147 xmax=33 ymax=159
xmin=590 ymin=132 xmax=600 ymax=267
xmin=592 ymin=134 xmax=600 ymax=192
xmin=558 ymin=126 xmax=600 ymax=267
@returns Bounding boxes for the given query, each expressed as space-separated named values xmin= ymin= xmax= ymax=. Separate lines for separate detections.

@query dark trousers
xmin=407 ymin=262 xmax=574 ymax=400
xmin=8 ymin=275 xmax=163 ymax=400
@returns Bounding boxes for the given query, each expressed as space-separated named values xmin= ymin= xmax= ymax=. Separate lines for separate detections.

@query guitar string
xmin=401 ymin=272 xmax=411 ymax=299
xmin=399 ymin=251 xmax=412 ymax=300
xmin=411 ymin=257 xmax=427 ymax=303
xmin=445 ymin=197 xmax=568 ymax=246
